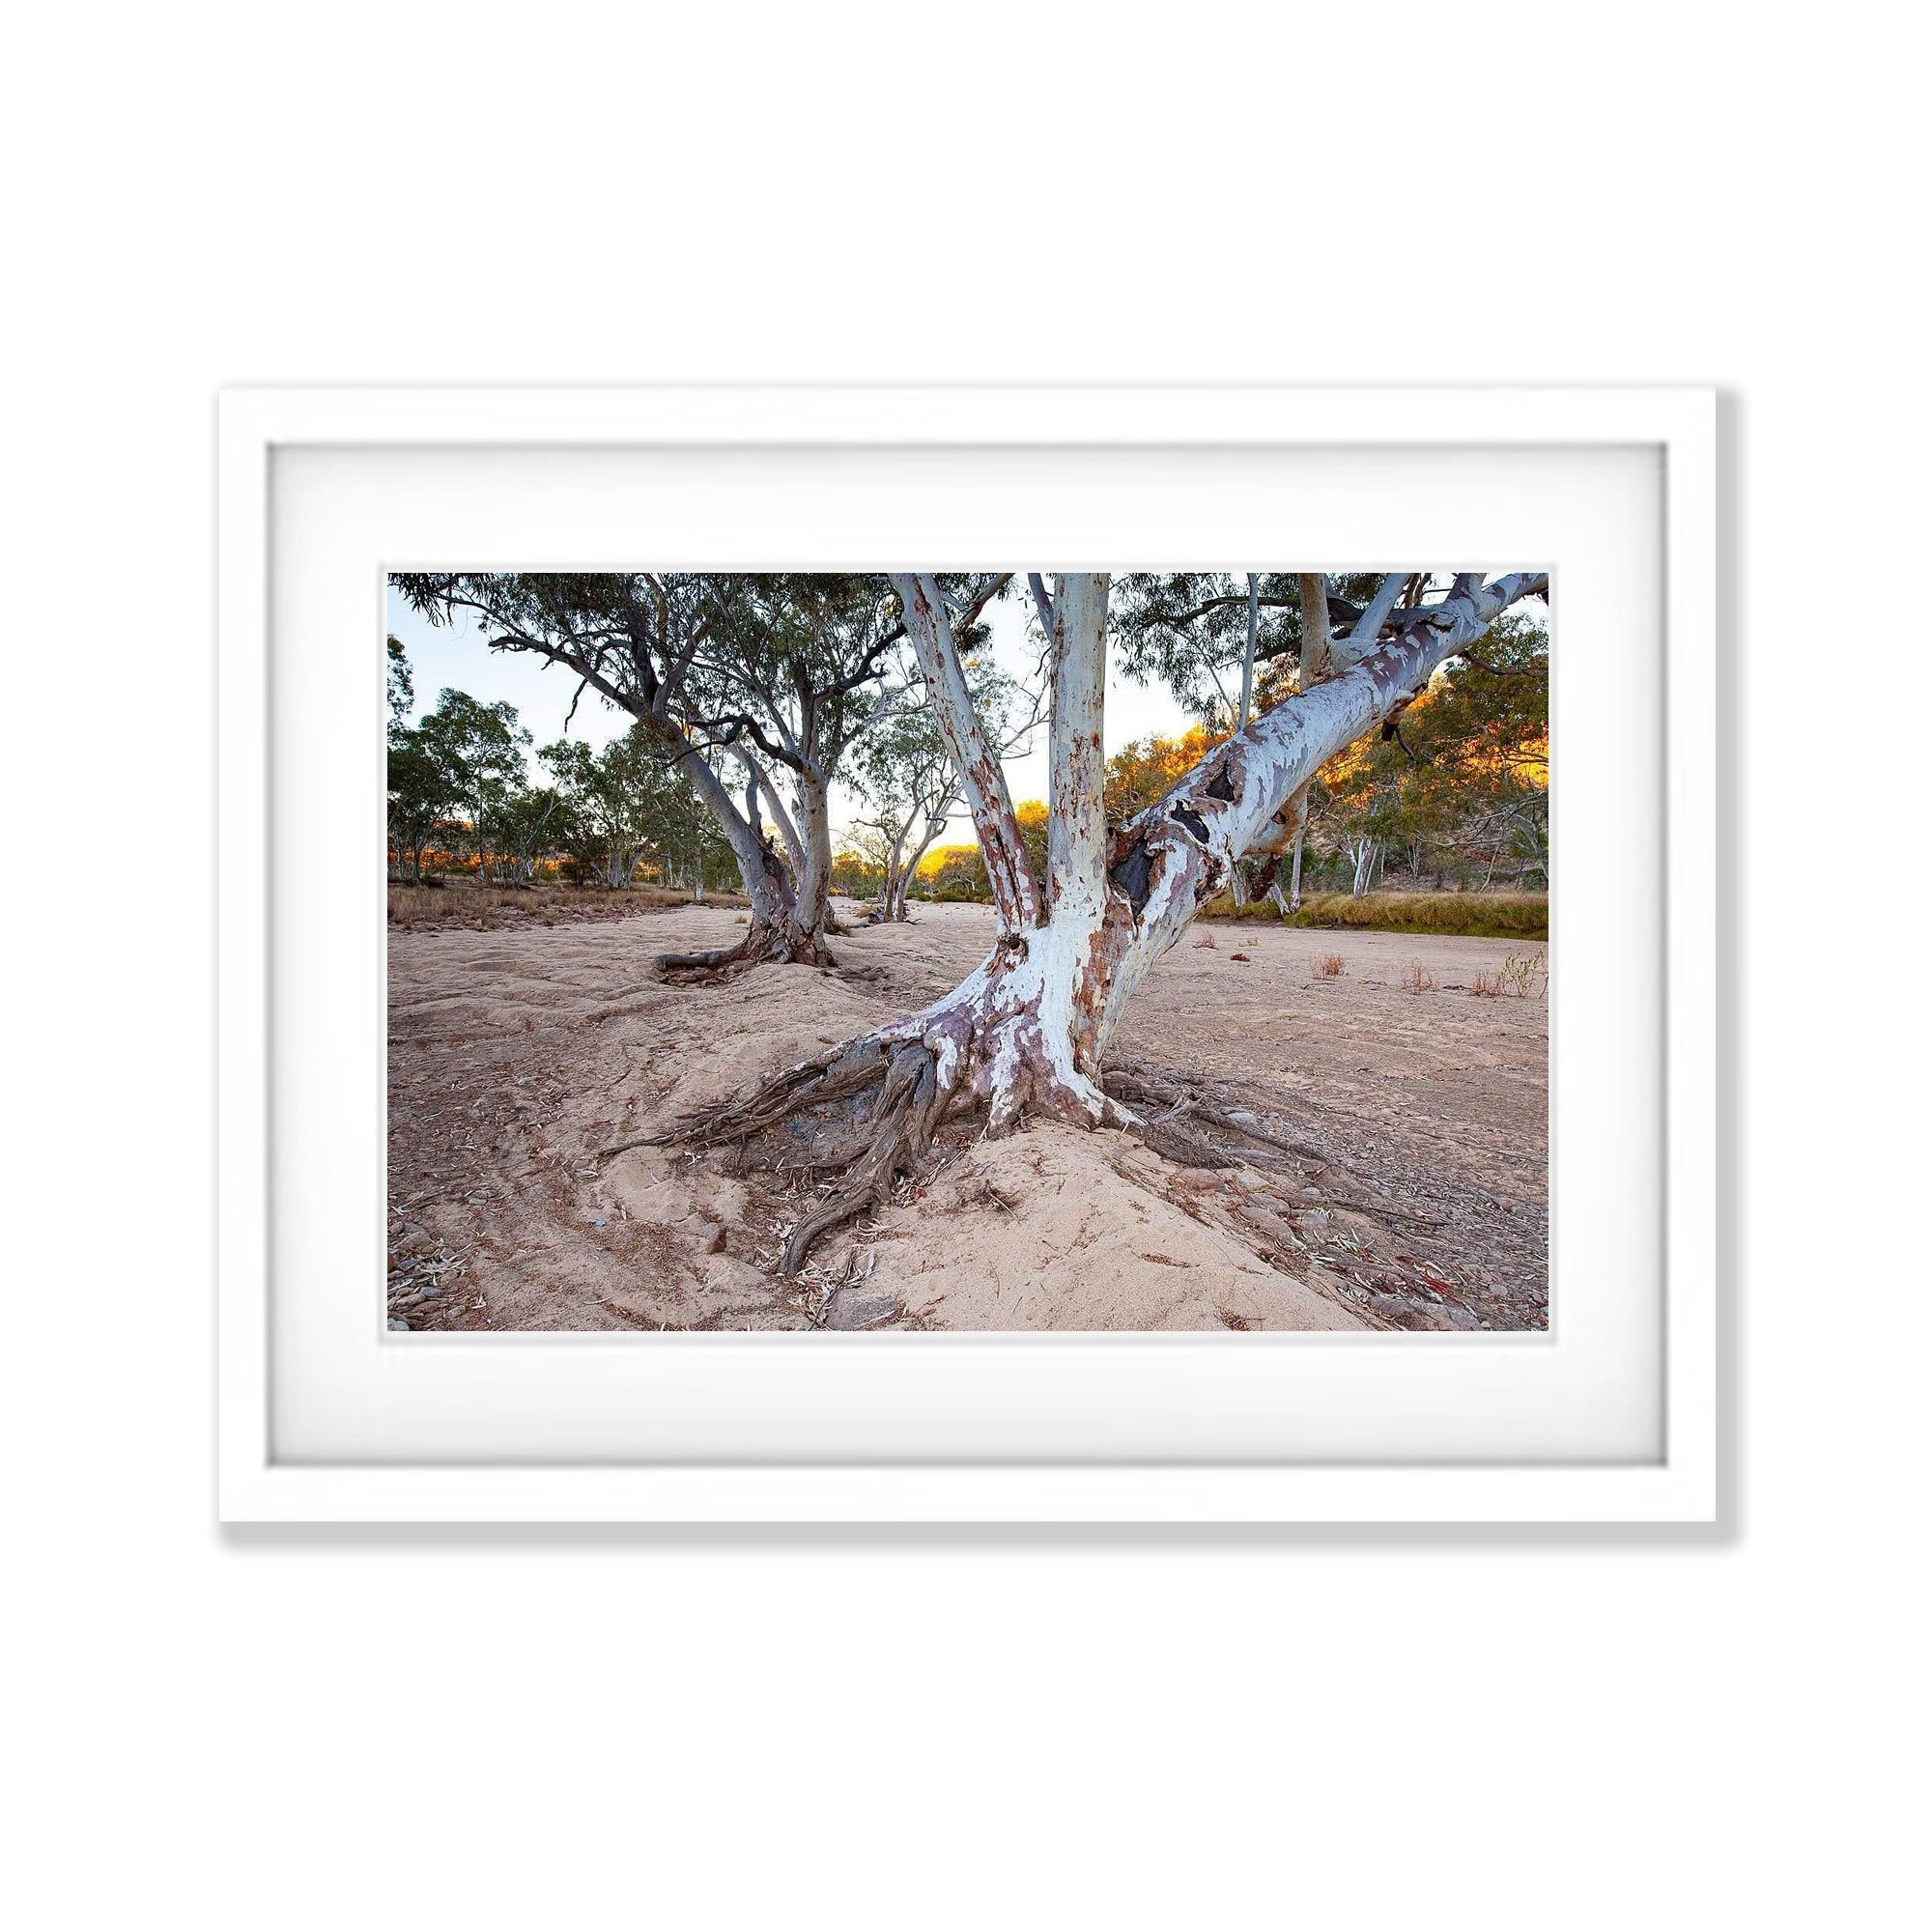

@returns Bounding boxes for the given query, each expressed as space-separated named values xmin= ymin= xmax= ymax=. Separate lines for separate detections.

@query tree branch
xmin=889 ymin=573 xmax=1042 ymax=931
xmin=1027 ymin=573 xmax=1054 ymax=638
xmin=1297 ymin=574 xmax=1331 ymax=686
xmin=1341 ymin=573 xmax=1408 ymax=664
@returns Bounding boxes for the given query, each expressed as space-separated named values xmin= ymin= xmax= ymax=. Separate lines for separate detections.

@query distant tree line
xmin=386 ymin=640 xmax=737 ymax=893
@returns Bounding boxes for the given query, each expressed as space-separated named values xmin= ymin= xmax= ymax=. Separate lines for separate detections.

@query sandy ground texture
xmin=387 ymin=901 xmax=1548 ymax=1333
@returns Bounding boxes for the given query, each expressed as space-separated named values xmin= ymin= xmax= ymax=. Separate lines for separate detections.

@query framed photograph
xmin=218 ymin=384 xmax=1715 ymax=1521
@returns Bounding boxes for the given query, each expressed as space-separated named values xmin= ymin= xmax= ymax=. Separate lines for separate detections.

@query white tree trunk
xmin=1046 ymin=572 xmax=1111 ymax=921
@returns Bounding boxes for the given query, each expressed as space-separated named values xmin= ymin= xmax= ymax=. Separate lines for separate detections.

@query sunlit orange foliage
xmin=1102 ymin=724 xmax=1230 ymax=820
xmin=915 ymin=841 xmax=983 ymax=881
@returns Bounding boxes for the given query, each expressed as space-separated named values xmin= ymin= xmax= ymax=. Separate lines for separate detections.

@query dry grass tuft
xmin=387 ymin=881 xmax=746 ymax=932
xmin=1313 ymin=952 xmax=1346 ymax=979
xmin=1401 ymin=959 xmax=1437 ymax=995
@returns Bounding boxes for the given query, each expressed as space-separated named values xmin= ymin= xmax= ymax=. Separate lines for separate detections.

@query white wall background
xmin=4 ymin=6 xmax=1921 ymax=1927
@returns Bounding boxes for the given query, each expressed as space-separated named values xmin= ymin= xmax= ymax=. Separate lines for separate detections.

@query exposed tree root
xmin=689 ymin=1032 xmax=955 ymax=1273
xmin=1104 ymin=1063 xmax=1328 ymax=1170
xmin=612 ymin=1017 xmax=1450 ymax=1281
xmin=671 ymin=940 xmax=1137 ymax=1274
xmin=654 ymin=919 xmax=836 ymax=981
xmin=1106 ymin=1061 xmax=1449 ymax=1234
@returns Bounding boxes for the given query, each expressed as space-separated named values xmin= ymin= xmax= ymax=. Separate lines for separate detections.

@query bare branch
xmin=1344 ymin=573 xmax=1408 ymax=655
xmin=1027 ymin=573 xmax=1054 ymax=638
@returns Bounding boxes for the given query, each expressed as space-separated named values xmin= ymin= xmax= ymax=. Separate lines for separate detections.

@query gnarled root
xmin=692 ymin=1031 xmax=956 ymax=1274
xmin=1105 ymin=1062 xmax=1325 ymax=1171
xmin=678 ymin=946 xmax=1136 ymax=1275
xmin=655 ymin=918 xmax=835 ymax=981
xmin=1105 ymin=1062 xmax=1448 ymax=1234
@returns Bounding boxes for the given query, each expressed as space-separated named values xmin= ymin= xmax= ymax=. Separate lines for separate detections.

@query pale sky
xmin=384 ymin=580 xmax=1194 ymax=836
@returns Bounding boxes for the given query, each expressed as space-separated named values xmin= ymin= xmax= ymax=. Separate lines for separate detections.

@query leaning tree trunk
xmin=655 ymin=750 xmax=830 ymax=975
xmin=692 ymin=572 xmax=1547 ymax=1269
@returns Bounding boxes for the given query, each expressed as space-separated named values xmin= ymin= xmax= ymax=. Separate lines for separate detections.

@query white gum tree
xmin=697 ymin=568 xmax=1549 ymax=1271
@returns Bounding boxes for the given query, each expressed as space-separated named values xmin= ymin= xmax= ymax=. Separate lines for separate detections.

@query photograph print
xmin=385 ymin=569 xmax=1550 ymax=1333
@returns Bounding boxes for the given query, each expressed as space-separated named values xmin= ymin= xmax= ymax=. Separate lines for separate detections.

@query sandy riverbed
xmin=387 ymin=900 xmax=1548 ymax=1332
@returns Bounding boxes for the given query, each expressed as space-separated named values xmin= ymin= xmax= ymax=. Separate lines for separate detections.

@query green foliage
xmin=1305 ymin=615 xmax=1549 ymax=891
xmin=540 ymin=725 xmax=733 ymax=889
xmin=386 ymin=636 xmax=414 ymax=722
xmin=384 ymin=655 xmax=488 ymax=879
xmin=1109 ymin=573 xmax=1391 ymax=721
xmin=830 ymin=850 xmax=885 ymax=897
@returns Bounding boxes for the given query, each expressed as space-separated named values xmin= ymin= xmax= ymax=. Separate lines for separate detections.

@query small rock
xmin=822 ymin=1285 xmax=900 ymax=1331
xmin=387 ymin=1318 xmax=411 ymax=1332
xmin=702 ymin=1226 xmax=726 ymax=1255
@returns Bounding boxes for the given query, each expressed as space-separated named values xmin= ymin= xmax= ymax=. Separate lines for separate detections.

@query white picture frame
xmin=218 ymin=384 xmax=1716 ymax=1523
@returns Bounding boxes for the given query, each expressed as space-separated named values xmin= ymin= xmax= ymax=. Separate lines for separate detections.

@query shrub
xmin=1280 ymin=891 xmax=1548 ymax=941
xmin=1401 ymin=959 xmax=1436 ymax=994
xmin=1497 ymin=950 xmax=1546 ymax=998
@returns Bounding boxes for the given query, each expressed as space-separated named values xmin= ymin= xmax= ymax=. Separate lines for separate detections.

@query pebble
xmin=387 ymin=1318 xmax=410 ymax=1332
xmin=823 ymin=1285 xmax=900 ymax=1331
